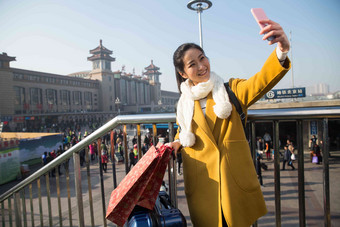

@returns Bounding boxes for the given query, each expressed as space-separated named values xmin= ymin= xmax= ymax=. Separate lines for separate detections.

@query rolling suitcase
xmin=126 ymin=191 xmax=187 ymax=227
xmin=261 ymin=162 xmax=268 ymax=170
xmin=114 ymin=152 xmax=124 ymax=163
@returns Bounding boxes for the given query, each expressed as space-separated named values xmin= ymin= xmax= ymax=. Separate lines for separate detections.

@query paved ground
xmin=1 ymin=149 xmax=339 ymax=226
xmin=258 ymin=150 xmax=340 ymax=226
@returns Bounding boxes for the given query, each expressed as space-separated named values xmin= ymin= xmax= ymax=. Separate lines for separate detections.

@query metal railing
xmin=1 ymin=106 xmax=340 ymax=226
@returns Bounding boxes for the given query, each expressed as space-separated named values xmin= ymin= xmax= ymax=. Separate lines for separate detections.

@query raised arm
xmin=230 ymin=20 xmax=291 ymax=108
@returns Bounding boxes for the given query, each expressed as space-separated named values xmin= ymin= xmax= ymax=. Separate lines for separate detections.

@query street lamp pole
xmin=187 ymin=0 xmax=212 ymax=48
xmin=115 ymin=97 xmax=121 ymax=115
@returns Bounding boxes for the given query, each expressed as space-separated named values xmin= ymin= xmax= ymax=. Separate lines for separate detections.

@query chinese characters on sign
xmin=265 ymin=87 xmax=306 ymax=99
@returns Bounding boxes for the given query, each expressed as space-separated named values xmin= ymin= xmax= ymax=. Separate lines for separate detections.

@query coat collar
xmin=192 ymin=93 xmax=217 ymax=146
xmin=205 ymin=93 xmax=217 ymax=132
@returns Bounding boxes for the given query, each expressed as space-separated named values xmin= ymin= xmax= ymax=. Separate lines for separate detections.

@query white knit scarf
xmin=177 ymin=72 xmax=232 ymax=147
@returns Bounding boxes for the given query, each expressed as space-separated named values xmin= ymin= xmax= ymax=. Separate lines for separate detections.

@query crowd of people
xmin=255 ymin=133 xmax=324 ymax=187
xmin=41 ymin=145 xmax=66 ymax=177
xmin=40 ymin=125 xmax=165 ymax=177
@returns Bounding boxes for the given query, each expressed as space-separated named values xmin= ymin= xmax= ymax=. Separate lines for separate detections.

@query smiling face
xmin=179 ymin=48 xmax=210 ymax=85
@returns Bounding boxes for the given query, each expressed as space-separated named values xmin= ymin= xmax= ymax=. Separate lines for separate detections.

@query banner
xmin=18 ymin=134 xmax=63 ymax=163
xmin=265 ymin=87 xmax=306 ymax=99
xmin=0 ymin=147 xmax=20 ymax=185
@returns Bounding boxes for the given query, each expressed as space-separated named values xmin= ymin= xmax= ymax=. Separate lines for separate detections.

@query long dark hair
xmin=173 ymin=43 xmax=205 ymax=93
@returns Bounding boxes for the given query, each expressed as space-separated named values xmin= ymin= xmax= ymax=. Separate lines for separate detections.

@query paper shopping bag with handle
xmin=106 ymin=145 xmax=173 ymax=226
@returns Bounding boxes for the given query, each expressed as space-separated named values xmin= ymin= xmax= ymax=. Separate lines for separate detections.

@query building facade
xmin=0 ymin=40 xmax=180 ymax=131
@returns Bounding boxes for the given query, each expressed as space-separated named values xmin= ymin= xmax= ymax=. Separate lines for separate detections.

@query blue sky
xmin=1 ymin=0 xmax=339 ymax=93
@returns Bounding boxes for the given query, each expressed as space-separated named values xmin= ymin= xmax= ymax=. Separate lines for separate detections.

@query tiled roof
xmin=0 ymin=52 xmax=16 ymax=61
xmin=144 ymin=60 xmax=160 ymax=70
xmin=89 ymin=40 xmax=113 ymax=54
xmin=87 ymin=54 xmax=115 ymax=61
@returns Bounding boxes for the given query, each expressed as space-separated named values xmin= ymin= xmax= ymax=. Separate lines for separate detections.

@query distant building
xmin=0 ymin=40 xmax=179 ymax=131
xmin=307 ymin=83 xmax=330 ymax=96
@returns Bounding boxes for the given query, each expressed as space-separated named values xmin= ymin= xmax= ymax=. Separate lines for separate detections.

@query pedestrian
xmin=41 ymin=151 xmax=48 ymax=166
xmin=56 ymin=149 xmax=63 ymax=175
xmin=79 ymin=148 xmax=85 ymax=167
xmin=309 ymin=139 xmax=314 ymax=162
xmin=78 ymin=131 xmax=82 ymax=141
xmin=311 ymin=135 xmax=317 ymax=147
xmin=129 ymin=149 xmax=135 ymax=171
xmin=265 ymin=142 xmax=271 ymax=160
xmin=46 ymin=152 xmax=55 ymax=177
xmin=288 ymin=145 xmax=296 ymax=170
xmin=256 ymin=155 xmax=263 ymax=186
xmin=50 ymin=150 xmax=57 ymax=159
xmin=132 ymin=136 xmax=137 ymax=145
xmin=101 ymin=140 xmax=107 ymax=152
xmin=257 ymin=138 xmax=264 ymax=155
xmin=282 ymin=145 xmax=290 ymax=170
xmin=57 ymin=145 xmax=64 ymax=155
xmin=133 ymin=144 xmax=138 ymax=163
xmin=116 ymin=137 xmax=122 ymax=149
xmin=312 ymin=143 xmax=321 ymax=164
xmin=144 ymin=134 xmax=150 ymax=149
xmin=263 ymin=131 xmax=272 ymax=149
xmin=101 ymin=150 xmax=108 ymax=172
xmin=118 ymin=141 xmax=124 ymax=162
xmin=89 ymin=143 xmax=95 ymax=161
xmin=286 ymin=139 xmax=293 ymax=147
xmin=167 ymin=17 xmax=291 ymax=226
xmin=141 ymin=143 xmax=147 ymax=155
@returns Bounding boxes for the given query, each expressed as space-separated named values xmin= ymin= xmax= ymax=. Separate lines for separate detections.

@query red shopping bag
xmin=106 ymin=145 xmax=172 ymax=226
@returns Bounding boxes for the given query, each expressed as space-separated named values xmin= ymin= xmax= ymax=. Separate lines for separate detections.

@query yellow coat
xmin=175 ymin=50 xmax=291 ymax=227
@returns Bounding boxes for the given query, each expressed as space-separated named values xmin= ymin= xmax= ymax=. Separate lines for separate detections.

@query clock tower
xmin=143 ymin=60 xmax=162 ymax=105
xmin=88 ymin=39 xmax=115 ymax=73
xmin=88 ymin=40 xmax=117 ymax=112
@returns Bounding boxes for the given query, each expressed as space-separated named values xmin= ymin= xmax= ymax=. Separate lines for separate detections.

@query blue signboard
xmin=265 ymin=87 xmax=306 ymax=99
xmin=310 ymin=121 xmax=317 ymax=135
xmin=1 ymin=116 xmax=12 ymax=122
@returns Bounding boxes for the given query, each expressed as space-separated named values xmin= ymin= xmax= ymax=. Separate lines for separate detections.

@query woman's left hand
xmin=259 ymin=19 xmax=290 ymax=52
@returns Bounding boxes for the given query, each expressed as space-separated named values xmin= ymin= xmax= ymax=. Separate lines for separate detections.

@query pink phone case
xmin=251 ymin=8 xmax=275 ymax=41
xmin=251 ymin=8 xmax=268 ymax=29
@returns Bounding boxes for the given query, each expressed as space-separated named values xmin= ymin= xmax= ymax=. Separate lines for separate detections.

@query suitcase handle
xmin=159 ymin=195 xmax=172 ymax=209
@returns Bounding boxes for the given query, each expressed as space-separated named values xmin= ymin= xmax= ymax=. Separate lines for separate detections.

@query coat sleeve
xmin=229 ymin=48 xmax=291 ymax=109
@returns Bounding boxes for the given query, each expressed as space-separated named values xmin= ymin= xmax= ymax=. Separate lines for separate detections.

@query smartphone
xmin=251 ymin=8 xmax=275 ymax=41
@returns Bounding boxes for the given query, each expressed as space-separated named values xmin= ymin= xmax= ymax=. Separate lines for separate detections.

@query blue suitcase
xmin=126 ymin=191 xmax=187 ymax=227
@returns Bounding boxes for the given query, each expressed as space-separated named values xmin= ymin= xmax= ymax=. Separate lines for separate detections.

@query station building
xmin=0 ymin=40 xmax=179 ymax=131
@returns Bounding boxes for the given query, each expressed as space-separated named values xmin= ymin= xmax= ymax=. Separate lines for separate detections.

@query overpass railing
xmin=1 ymin=106 xmax=339 ymax=227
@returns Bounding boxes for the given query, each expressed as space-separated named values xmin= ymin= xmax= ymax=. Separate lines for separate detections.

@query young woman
xmin=167 ymin=19 xmax=291 ymax=227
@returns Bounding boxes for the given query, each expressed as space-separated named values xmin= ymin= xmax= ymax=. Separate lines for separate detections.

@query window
xmin=120 ymin=79 xmax=127 ymax=104
xmin=139 ymin=83 xmax=144 ymax=104
xmin=30 ymin=88 xmax=42 ymax=105
xmin=60 ymin=90 xmax=71 ymax=105
xmin=105 ymin=61 xmax=111 ymax=70
xmin=84 ymin=92 xmax=92 ymax=105
xmin=28 ymin=75 xmax=40 ymax=82
xmin=46 ymin=89 xmax=58 ymax=105
xmin=13 ymin=73 xmax=24 ymax=80
xmin=131 ymin=81 xmax=136 ymax=104
xmin=14 ymin=86 xmax=25 ymax=105
xmin=73 ymin=91 xmax=82 ymax=105
xmin=93 ymin=61 xmax=99 ymax=69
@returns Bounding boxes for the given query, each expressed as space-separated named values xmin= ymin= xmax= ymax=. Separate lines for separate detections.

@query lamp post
xmin=115 ymin=97 xmax=121 ymax=115
xmin=158 ymin=99 xmax=162 ymax=112
xmin=187 ymin=0 xmax=212 ymax=48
